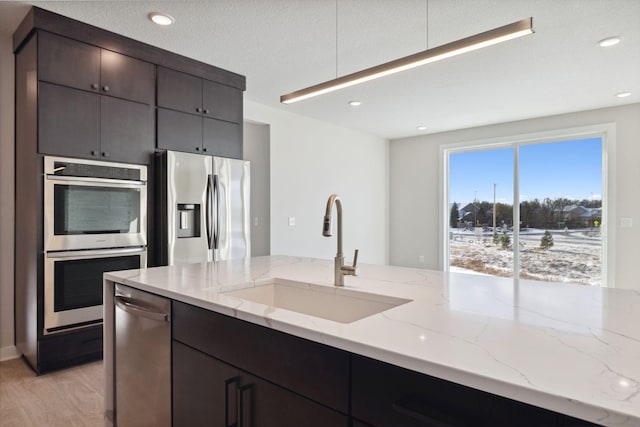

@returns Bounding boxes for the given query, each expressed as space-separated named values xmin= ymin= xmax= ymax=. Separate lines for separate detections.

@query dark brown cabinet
xmin=38 ymin=82 xmax=100 ymax=159
xmin=157 ymin=66 xmax=243 ymax=158
xmin=38 ymin=81 xmax=154 ymax=164
xmin=351 ymin=355 xmax=600 ymax=427
xmin=173 ymin=341 xmax=348 ymax=427
xmin=172 ymin=301 xmax=601 ymax=427
xmin=203 ymin=116 xmax=242 ymax=159
xmin=36 ymin=31 xmax=155 ymax=163
xmin=13 ymin=6 xmax=245 ymax=374
xmin=38 ymin=31 xmax=154 ymax=105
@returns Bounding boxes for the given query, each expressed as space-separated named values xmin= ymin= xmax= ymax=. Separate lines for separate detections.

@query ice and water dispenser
xmin=176 ymin=203 xmax=200 ymax=238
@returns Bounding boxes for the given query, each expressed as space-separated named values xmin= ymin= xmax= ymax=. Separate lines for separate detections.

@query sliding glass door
xmin=446 ymin=136 xmax=604 ymax=286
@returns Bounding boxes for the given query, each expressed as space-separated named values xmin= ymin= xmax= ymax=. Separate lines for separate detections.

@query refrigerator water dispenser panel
xmin=176 ymin=204 xmax=200 ymax=238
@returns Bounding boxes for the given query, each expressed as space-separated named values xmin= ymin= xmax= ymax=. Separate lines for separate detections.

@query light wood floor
xmin=0 ymin=358 xmax=104 ymax=427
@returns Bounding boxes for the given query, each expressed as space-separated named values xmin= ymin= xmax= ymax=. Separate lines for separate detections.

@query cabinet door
xmin=157 ymin=67 xmax=203 ymax=115
xmin=38 ymin=32 xmax=100 ymax=93
xmin=101 ymin=96 xmax=154 ymax=164
xmin=202 ymin=80 xmax=242 ymax=123
xmin=173 ymin=340 xmax=348 ymax=427
xmin=157 ymin=108 xmax=203 ymax=153
xmin=38 ymin=82 xmax=100 ymax=159
xmin=100 ymin=50 xmax=155 ymax=105
xmin=173 ymin=341 xmax=238 ymax=427
xmin=203 ymin=118 xmax=242 ymax=159
xmin=243 ymin=372 xmax=348 ymax=427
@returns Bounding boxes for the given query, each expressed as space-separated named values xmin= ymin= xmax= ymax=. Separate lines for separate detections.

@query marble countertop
xmin=105 ymin=256 xmax=640 ymax=426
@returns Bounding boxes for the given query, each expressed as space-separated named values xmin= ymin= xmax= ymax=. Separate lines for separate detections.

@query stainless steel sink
xmin=223 ymin=278 xmax=412 ymax=323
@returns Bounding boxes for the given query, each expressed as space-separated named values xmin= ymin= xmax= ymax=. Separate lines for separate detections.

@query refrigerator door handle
xmin=206 ymin=174 xmax=214 ymax=250
xmin=214 ymin=174 xmax=220 ymax=250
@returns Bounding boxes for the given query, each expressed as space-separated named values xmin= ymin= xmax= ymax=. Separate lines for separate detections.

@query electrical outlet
xmin=621 ymin=217 xmax=633 ymax=228
xmin=419 ymin=255 xmax=425 ymax=263
xmin=254 ymin=217 xmax=259 ymax=227
xmin=288 ymin=217 xmax=296 ymax=226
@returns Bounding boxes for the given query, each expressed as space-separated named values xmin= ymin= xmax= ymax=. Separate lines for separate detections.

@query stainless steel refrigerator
xmin=157 ymin=150 xmax=250 ymax=265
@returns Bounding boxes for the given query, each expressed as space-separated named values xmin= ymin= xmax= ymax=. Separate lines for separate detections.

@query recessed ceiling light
xmin=348 ymin=101 xmax=362 ymax=107
xmin=417 ymin=126 xmax=427 ymax=131
xmin=616 ymin=91 xmax=631 ymax=98
xmin=598 ymin=36 xmax=621 ymax=47
xmin=149 ymin=12 xmax=175 ymax=26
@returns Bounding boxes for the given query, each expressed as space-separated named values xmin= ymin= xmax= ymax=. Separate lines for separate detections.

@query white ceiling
xmin=1 ymin=0 xmax=639 ymax=139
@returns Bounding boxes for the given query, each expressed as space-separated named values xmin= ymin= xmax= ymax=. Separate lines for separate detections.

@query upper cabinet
xmin=36 ymin=32 xmax=155 ymax=164
xmin=157 ymin=66 xmax=243 ymax=159
xmin=38 ymin=32 xmax=155 ymax=105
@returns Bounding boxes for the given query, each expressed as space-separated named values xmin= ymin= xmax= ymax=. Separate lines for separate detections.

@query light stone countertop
xmin=104 ymin=255 xmax=640 ymax=427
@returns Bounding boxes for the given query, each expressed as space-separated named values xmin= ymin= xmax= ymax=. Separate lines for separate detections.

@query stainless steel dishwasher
xmin=114 ymin=284 xmax=171 ymax=427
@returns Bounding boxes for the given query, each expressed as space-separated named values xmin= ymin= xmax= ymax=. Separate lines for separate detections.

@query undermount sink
xmin=223 ymin=278 xmax=412 ymax=324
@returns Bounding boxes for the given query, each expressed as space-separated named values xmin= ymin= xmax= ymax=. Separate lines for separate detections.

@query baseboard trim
xmin=0 ymin=345 xmax=21 ymax=362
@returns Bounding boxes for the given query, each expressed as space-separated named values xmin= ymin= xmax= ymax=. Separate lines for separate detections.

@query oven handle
xmin=46 ymin=175 xmax=146 ymax=186
xmin=114 ymin=296 xmax=170 ymax=322
xmin=46 ymin=247 xmax=146 ymax=259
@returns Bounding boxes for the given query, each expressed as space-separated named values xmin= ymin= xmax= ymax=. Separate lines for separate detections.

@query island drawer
xmin=172 ymin=301 xmax=349 ymax=413
xmin=351 ymin=355 xmax=600 ymax=427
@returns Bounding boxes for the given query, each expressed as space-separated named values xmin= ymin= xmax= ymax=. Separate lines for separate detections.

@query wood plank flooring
xmin=0 ymin=358 xmax=104 ymax=427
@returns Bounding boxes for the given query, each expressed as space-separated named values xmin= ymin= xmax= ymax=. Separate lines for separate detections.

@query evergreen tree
xmin=500 ymin=231 xmax=510 ymax=249
xmin=540 ymin=230 xmax=554 ymax=250
xmin=450 ymin=202 xmax=459 ymax=228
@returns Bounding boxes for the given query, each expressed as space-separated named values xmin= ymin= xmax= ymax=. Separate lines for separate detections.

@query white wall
xmin=243 ymin=121 xmax=271 ymax=257
xmin=389 ymin=103 xmax=640 ymax=290
xmin=245 ymin=100 xmax=389 ymax=265
xmin=0 ymin=34 xmax=17 ymax=360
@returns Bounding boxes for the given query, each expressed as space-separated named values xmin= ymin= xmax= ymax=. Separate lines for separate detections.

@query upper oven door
xmin=44 ymin=156 xmax=147 ymax=251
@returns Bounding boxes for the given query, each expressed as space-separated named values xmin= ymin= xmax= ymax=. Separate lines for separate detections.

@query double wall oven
xmin=44 ymin=156 xmax=147 ymax=333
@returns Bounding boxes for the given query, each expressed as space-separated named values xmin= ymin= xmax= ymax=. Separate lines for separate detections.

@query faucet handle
xmin=344 ymin=249 xmax=359 ymax=276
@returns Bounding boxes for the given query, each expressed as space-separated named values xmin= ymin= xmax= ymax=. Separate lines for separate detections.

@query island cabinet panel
xmin=38 ymin=31 xmax=155 ymax=105
xmin=173 ymin=341 xmax=348 ymax=427
xmin=351 ymin=355 xmax=600 ymax=427
xmin=172 ymin=301 xmax=350 ymax=414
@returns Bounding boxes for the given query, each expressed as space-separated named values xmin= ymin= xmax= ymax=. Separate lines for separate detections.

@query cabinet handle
xmin=196 ymin=107 xmax=202 ymax=113
xmin=102 ymin=85 xmax=110 ymax=92
xmin=195 ymin=147 xmax=200 ymax=151
xmin=91 ymin=83 xmax=99 ymax=90
xmin=224 ymin=377 xmax=240 ymax=427
xmin=102 ymin=152 xmax=109 ymax=157
xmin=392 ymin=396 xmax=459 ymax=427
xmin=203 ymin=147 xmax=207 ymax=152
xmin=203 ymin=109 xmax=210 ymax=115
xmin=91 ymin=150 xmax=98 ymax=157
xmin=238 ymin=384 xmax=253 ymax=427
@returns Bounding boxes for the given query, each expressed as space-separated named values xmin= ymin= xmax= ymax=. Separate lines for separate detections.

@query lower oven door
xmin=44 ymin=246 xmax=147 ymax=333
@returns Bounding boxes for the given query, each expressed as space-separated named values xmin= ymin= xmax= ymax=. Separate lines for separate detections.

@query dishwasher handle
xmin=114 ymin=296 xmax=170 ymax=322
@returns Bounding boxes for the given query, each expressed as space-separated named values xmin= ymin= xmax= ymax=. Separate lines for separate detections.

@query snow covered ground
xmin=449 ymin=228 xmax=602 ymax=286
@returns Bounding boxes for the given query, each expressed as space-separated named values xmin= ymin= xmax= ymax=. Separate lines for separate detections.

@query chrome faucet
xmin=322 ymin=194 xmax=358 ymax=287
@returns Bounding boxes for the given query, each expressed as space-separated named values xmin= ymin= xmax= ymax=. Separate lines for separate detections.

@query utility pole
xmin=493 ymin=183 xmax=497 ymax=232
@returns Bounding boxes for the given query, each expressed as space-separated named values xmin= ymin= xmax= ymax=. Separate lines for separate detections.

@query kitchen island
xmin=104 ymin=256 xmax=640 ymax=426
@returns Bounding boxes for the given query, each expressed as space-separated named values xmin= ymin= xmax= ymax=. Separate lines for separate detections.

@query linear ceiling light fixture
xmin=281 ymin=17 xmax=533 ymax=104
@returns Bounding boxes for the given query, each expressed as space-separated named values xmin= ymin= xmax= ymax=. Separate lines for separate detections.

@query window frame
xmin=439 ymin=123 xmax=616 ymax=287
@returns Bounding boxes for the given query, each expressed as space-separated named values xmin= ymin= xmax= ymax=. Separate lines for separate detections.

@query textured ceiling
xmin=1 ymin=0 xmax=639 ymax=139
